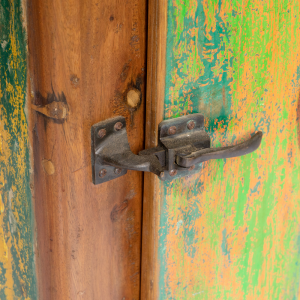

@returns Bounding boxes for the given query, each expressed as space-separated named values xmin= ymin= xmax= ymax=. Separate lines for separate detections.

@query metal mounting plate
xmin=91 ymin=116 xmax=128 ymax=184
xmin=157 ymin=114 xmax=210 ymax=181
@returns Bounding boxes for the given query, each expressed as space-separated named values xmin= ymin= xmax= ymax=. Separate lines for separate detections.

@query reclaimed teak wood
xmin=142 ymin=0 xmax=300 ymax=299
xmin=27 ymin=0 xmax=147 ymax=299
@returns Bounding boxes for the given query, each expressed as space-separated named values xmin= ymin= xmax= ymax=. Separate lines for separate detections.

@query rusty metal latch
xmin=91 ymin=113 xmax=263 ymax=184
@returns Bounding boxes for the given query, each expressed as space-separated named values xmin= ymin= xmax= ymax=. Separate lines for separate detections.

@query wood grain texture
xmin=144 ymin=0 xmax=300 ymax=299
xmin=27 ymin=0 xmax=147 ymax=299
xmin=140 ymin=0 xmax=167 ymax=299
xmin=0 ymin=0 xmax=37 ymax=299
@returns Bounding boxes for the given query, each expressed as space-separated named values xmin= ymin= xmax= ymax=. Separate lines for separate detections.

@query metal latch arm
xmin=102 ymin=150 xmax=164 ymax=177
xmin=176 ymin=131 xmax=263 ymax=168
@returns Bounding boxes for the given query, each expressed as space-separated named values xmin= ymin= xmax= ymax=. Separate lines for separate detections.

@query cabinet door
xmin=142 ymin=0 xmax=300 ymax=299
xmin=27 ymin=0 xmax=147 ymax=299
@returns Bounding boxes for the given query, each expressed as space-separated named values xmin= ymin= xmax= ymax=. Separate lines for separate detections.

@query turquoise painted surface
xmin=158 ymin=0 xmax=300 ymax=299
xmin=165 ymin=0 xmax=233 ymax=127
xmin=0 ymin=0 xmax=37 ymax=298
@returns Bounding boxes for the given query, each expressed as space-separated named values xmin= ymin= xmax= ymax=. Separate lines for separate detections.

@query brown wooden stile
xmin=141 ymin=0 xmax=167 ymax=299
xmin=27 ymin=0 xmax=147 ymax=299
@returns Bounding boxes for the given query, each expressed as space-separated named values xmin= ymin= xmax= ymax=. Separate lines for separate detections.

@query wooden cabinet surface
xmin=1 ymin=0 xmax=300 ymax=299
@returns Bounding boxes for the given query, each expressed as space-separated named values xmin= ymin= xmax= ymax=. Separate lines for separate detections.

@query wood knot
xmin=32 ymin=101 xmax=68 ymax=120
xmin=42 ymin=159 xmax=55 ymax=175
xmin=126 ymin=88 xmax=141 ymax=108
xmin=70 ymin=74 xmax=80 ymax=88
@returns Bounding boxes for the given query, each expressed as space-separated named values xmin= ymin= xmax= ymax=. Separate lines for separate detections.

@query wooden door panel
xmin=27 ymin=0 xmax=146 ymax=299
xmin=142 ymin=0 xmax=300 ymax=299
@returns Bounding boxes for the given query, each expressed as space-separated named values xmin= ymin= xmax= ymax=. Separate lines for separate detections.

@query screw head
xmin=168 ymin=126 xmax=177 ymax=135
xmin=114 ymin=122 xmax=123 ymax=131
xmin=187 ymin=120 xmax=195 ymax=130
xmin=114 ymin=168 xmax=122 ymax=175
xmin=159 ymin=171 xmax=165 ymax=179
xmin=188 ymin=165 xmax=195 ymax=171
xmin=169 ymin=169 xmax=177 ymax=176
xmin=99 ymin=169 xmax=107 ymax=178
xmin=98 ymin=128 xmax=106 ymax=138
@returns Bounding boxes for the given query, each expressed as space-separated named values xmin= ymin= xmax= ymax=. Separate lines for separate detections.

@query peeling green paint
xmin=158 ymin=0 xmax=300 ymax=299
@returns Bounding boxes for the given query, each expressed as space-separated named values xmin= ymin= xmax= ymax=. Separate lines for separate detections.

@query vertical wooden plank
xmin=27 ymin=0 xmax=147 ymax=299
xmin=0 ymin=0 xmax=37 ymax=299
xmin=141 ymin=0 xmax=167 ymax=299
xmin=143 ymin=0 xmax=300 ymax=299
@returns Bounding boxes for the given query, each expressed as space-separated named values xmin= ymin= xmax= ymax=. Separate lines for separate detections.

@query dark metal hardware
xmin=91 ymin=114 xmax=263 ymax=184
xmin=176 ymin=132 xmax=263 ymax=167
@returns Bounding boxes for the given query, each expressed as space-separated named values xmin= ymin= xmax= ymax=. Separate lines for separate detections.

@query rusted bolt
xmin=114 ymin=168 xmax=122 ymax=175
xmin=169 ymin=169 xmax=177 ymax=176
xmin=99 ymin=169 xmax=107 ymax=178
xmin=187 ymin=120 xmax=195 ymax=130
xmin=188 ymin=165 xmax=195 ymax=171
xmin=98 ymin=129 xmax=106 ymax=138
xmin=159 ymin=172 xmax=165 ymax=179
xmin=114 ymin=122 xmax=123 ymax=131
xmin=168 ymin=126 xmax=177 ymax=135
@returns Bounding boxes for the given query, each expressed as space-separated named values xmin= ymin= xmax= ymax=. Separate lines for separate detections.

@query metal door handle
xmin=91 ymin=114 xmax=263 ymax=184
xmin=176 ymin=131 xmax=262 ymax=168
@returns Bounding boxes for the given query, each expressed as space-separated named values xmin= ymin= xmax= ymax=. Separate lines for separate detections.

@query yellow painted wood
xmin=0 ymin=0 xmax=37 ymax=298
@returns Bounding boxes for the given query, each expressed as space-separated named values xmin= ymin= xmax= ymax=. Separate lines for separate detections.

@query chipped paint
xmin=158 ymin=0 xmax=300 ymax=299
xmin=0 ymin=0 xmax=37 ymax=299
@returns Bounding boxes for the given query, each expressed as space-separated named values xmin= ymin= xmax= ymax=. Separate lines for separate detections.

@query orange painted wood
xmin=27 ymin=0 xmax=147 ymax=298
xmin=141 ymin=1 xmax=300 ymax=299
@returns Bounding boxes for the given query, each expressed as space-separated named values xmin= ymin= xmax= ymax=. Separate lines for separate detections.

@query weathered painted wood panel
xmin=143 ymin=0 xmax=300 ymax=299
xmin=0 ymin=0 xmax=37 ymax=299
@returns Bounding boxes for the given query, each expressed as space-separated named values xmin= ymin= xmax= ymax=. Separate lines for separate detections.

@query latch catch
xmin=91 ymin=114 xmax=262 ymax=184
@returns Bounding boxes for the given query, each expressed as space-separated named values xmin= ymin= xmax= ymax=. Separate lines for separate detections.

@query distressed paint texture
xmin=0 ymin=0 xmax=37 ymax=299
xmin=159 ymin=0 xmax=300 ymax=299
